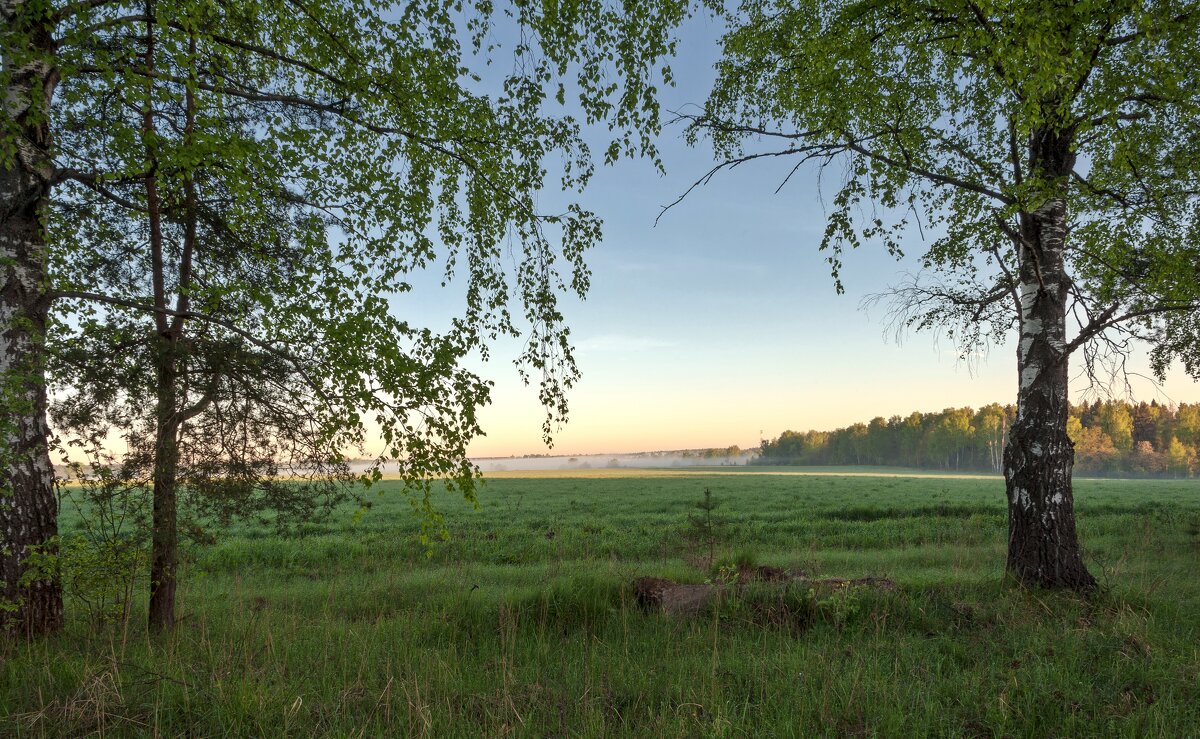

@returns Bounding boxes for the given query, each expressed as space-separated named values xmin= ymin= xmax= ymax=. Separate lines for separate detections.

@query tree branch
xmin=49 ymin=290 xmax=332 ymax=404
xmin=73 ymin=63 xmax=550 ymax=226
xmin=961 ymin=0 xmax=1026 ymax=103
xmin=177 ymin=374 xmax=221 ymax=424
xmin=1065 ymin=302 xmax=1199 ymax=356
xmin=53 ymin=0 xmax=119 ymax=21
xmin=843 ymin=139 xmax=1013 ymax=205
xmin=1104 ymin=10 xmax=1197 ymax=46
xmin=656 ymin=145 xmax=835 ymax=224
xmin=985 ymin=237 xmax=1021 ymax=315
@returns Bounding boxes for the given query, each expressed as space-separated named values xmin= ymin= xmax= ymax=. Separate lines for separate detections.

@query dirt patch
xmin=633 ymin=577 xmax=675 ymax=608
xmin=660 ymin=584 xmax=719 ymax=615
xmin=634 ymin=570 xmax=897 ymax=617
xmin=634 ymin=577 xmax=720 ymax=615
xmin=807 ymin=576 xmax=897 ymax=592
xmin=740 ymin=564 xmax=796 ymax=582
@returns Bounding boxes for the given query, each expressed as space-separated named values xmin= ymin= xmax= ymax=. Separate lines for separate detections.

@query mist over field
xmin=345 ymin=451 xmax=749 ymax=474
xmin=474 ymin=450 xmax=750 ymax=472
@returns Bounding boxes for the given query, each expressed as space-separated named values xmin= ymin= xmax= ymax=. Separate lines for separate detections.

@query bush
xmin=59 ymin=462 xmax=150 ymax=630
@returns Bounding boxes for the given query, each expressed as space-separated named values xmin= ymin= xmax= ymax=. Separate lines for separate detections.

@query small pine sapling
xmin=686 ymin=488 xmax=728 ymax=573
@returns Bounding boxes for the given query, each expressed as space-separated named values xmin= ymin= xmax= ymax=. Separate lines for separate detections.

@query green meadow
xmin=3 ymin=469 xmax=1199 ymax=737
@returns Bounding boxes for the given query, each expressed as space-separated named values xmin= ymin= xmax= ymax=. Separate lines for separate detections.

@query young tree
xmin=1178 ymin=404 xmax=1200 ymax=447
xmin=1165 ymin=437 xmax=1195 ymax=477
xmin=975 ymin=403 xmax=1010 ymax=472
xmin=3 ymin=0 xmax=689 ymax=632
xmin=673 ymin=0 xmax=1200 ymax=590
xmin=1098 ymin=401 xmax=1135 ymax=452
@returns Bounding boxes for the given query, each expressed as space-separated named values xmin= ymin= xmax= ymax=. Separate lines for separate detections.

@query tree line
xmin=757 ymin=401 xmax=1200 ymax=478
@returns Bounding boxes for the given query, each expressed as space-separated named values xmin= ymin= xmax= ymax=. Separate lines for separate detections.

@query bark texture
xmin=148 ymin=335 xmax=180 ymax=631
xmin=1003 ymin=126 xmax=1096 ymax=592
xmin=144 ymin=8 xmax=181 ymax=630
xmin=1 ymin=1 xmax=64 ymax=634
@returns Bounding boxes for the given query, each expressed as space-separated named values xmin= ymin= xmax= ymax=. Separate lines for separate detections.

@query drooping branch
xmin=72 ymin=63 xmax=555 ymax=227
xmin=862 ymin=270 xmax=1018 ymax=356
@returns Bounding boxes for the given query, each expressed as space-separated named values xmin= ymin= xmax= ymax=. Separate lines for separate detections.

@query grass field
xmin=3 ymin=469 xmax=1199 ymax=737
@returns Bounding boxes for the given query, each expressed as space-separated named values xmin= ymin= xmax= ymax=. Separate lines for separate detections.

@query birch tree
xmin=675 ymin=0 xmax=1200 ymax=590
xmin=2 ymin=0 xmax=686 ymax=633
xmin=1 ymin=0 xmax=64 ymax=635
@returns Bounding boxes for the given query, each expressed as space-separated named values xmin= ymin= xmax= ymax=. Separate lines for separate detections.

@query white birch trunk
xmin=1 ymin=0 xmax=63 ymax=633
xmin=1003 ymin=181 xmax=1095 ymax=590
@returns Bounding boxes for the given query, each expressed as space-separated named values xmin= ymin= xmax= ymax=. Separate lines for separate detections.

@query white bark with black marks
xmin=1004 ymin=187 xmax=1095 ymax=591
xmin=1 ymin=0 xmax=64 ymax=634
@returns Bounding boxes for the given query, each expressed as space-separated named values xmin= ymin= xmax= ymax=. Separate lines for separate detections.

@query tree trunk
xmin=139 ymin=3 xmax=182 ymax=633
xmin=148 ymin=334 xmax=181 ymax=631
xmin=1003 ymin=133 xmax=1096 ymax=591
xmin=1 ymin=1 xmax=64 ymax=635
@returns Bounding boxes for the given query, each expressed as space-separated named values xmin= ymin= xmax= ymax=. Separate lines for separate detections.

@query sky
xmin=394 ymin=13 xmax=1200 ymax=460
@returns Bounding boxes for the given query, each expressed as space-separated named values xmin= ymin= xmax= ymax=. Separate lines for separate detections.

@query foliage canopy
xmin=1 ymin=0 xmax=696 ymax=517
xmin=683 ymin=0 xmax=1200 ymax=377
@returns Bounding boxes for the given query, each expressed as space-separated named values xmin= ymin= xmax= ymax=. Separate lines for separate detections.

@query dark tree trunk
xmin=140 ymin=3 xmax=182 ymax=633
xmin=1003 ymin=127 xmax=1096 ymax=592
xmin=148 ymin=334 xmax=181 ymax=631
xmin=1 ymin=3 xmax=64 ymax=636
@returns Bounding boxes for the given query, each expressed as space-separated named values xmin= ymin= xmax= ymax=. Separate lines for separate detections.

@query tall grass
xmin=3 ymin=471 xmax=1198 ymax=736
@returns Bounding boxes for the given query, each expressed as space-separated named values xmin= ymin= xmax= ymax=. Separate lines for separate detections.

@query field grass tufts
xmin=3 ymin=471 xmax=1198 ymax=736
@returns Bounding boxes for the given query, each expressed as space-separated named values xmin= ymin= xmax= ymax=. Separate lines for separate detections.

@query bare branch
xmin=657 ymin=146 xmax=834 ymax=224
xmin=663 ymin=112 xmax=1013 ymax=224
xmin=985 ymin=238 xmax=1021 ymax=315
xmin=1065 ymin=302 xmax=1199 ymax=356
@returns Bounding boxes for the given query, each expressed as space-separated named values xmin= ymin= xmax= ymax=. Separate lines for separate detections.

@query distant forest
xmin=756 ymin=401 xmax=1200 ymax=478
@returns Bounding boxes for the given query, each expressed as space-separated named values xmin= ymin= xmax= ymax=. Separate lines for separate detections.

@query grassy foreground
xmin=3 ymin=469 xmax=1199 ymax=737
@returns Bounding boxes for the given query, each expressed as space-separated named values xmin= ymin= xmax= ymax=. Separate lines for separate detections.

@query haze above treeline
xmin=377 ymin=399 xmax=1200 ymax=477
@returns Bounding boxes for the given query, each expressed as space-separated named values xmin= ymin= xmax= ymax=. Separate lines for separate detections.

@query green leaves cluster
xmin=5 ymin=0 xmax=699 ymax=530
xmin=686 ymin=0 xmax=1200 ymax=375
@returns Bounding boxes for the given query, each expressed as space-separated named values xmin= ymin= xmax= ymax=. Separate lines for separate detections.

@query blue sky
xmin=446 ymin=14 xmax=1200 ymax=457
